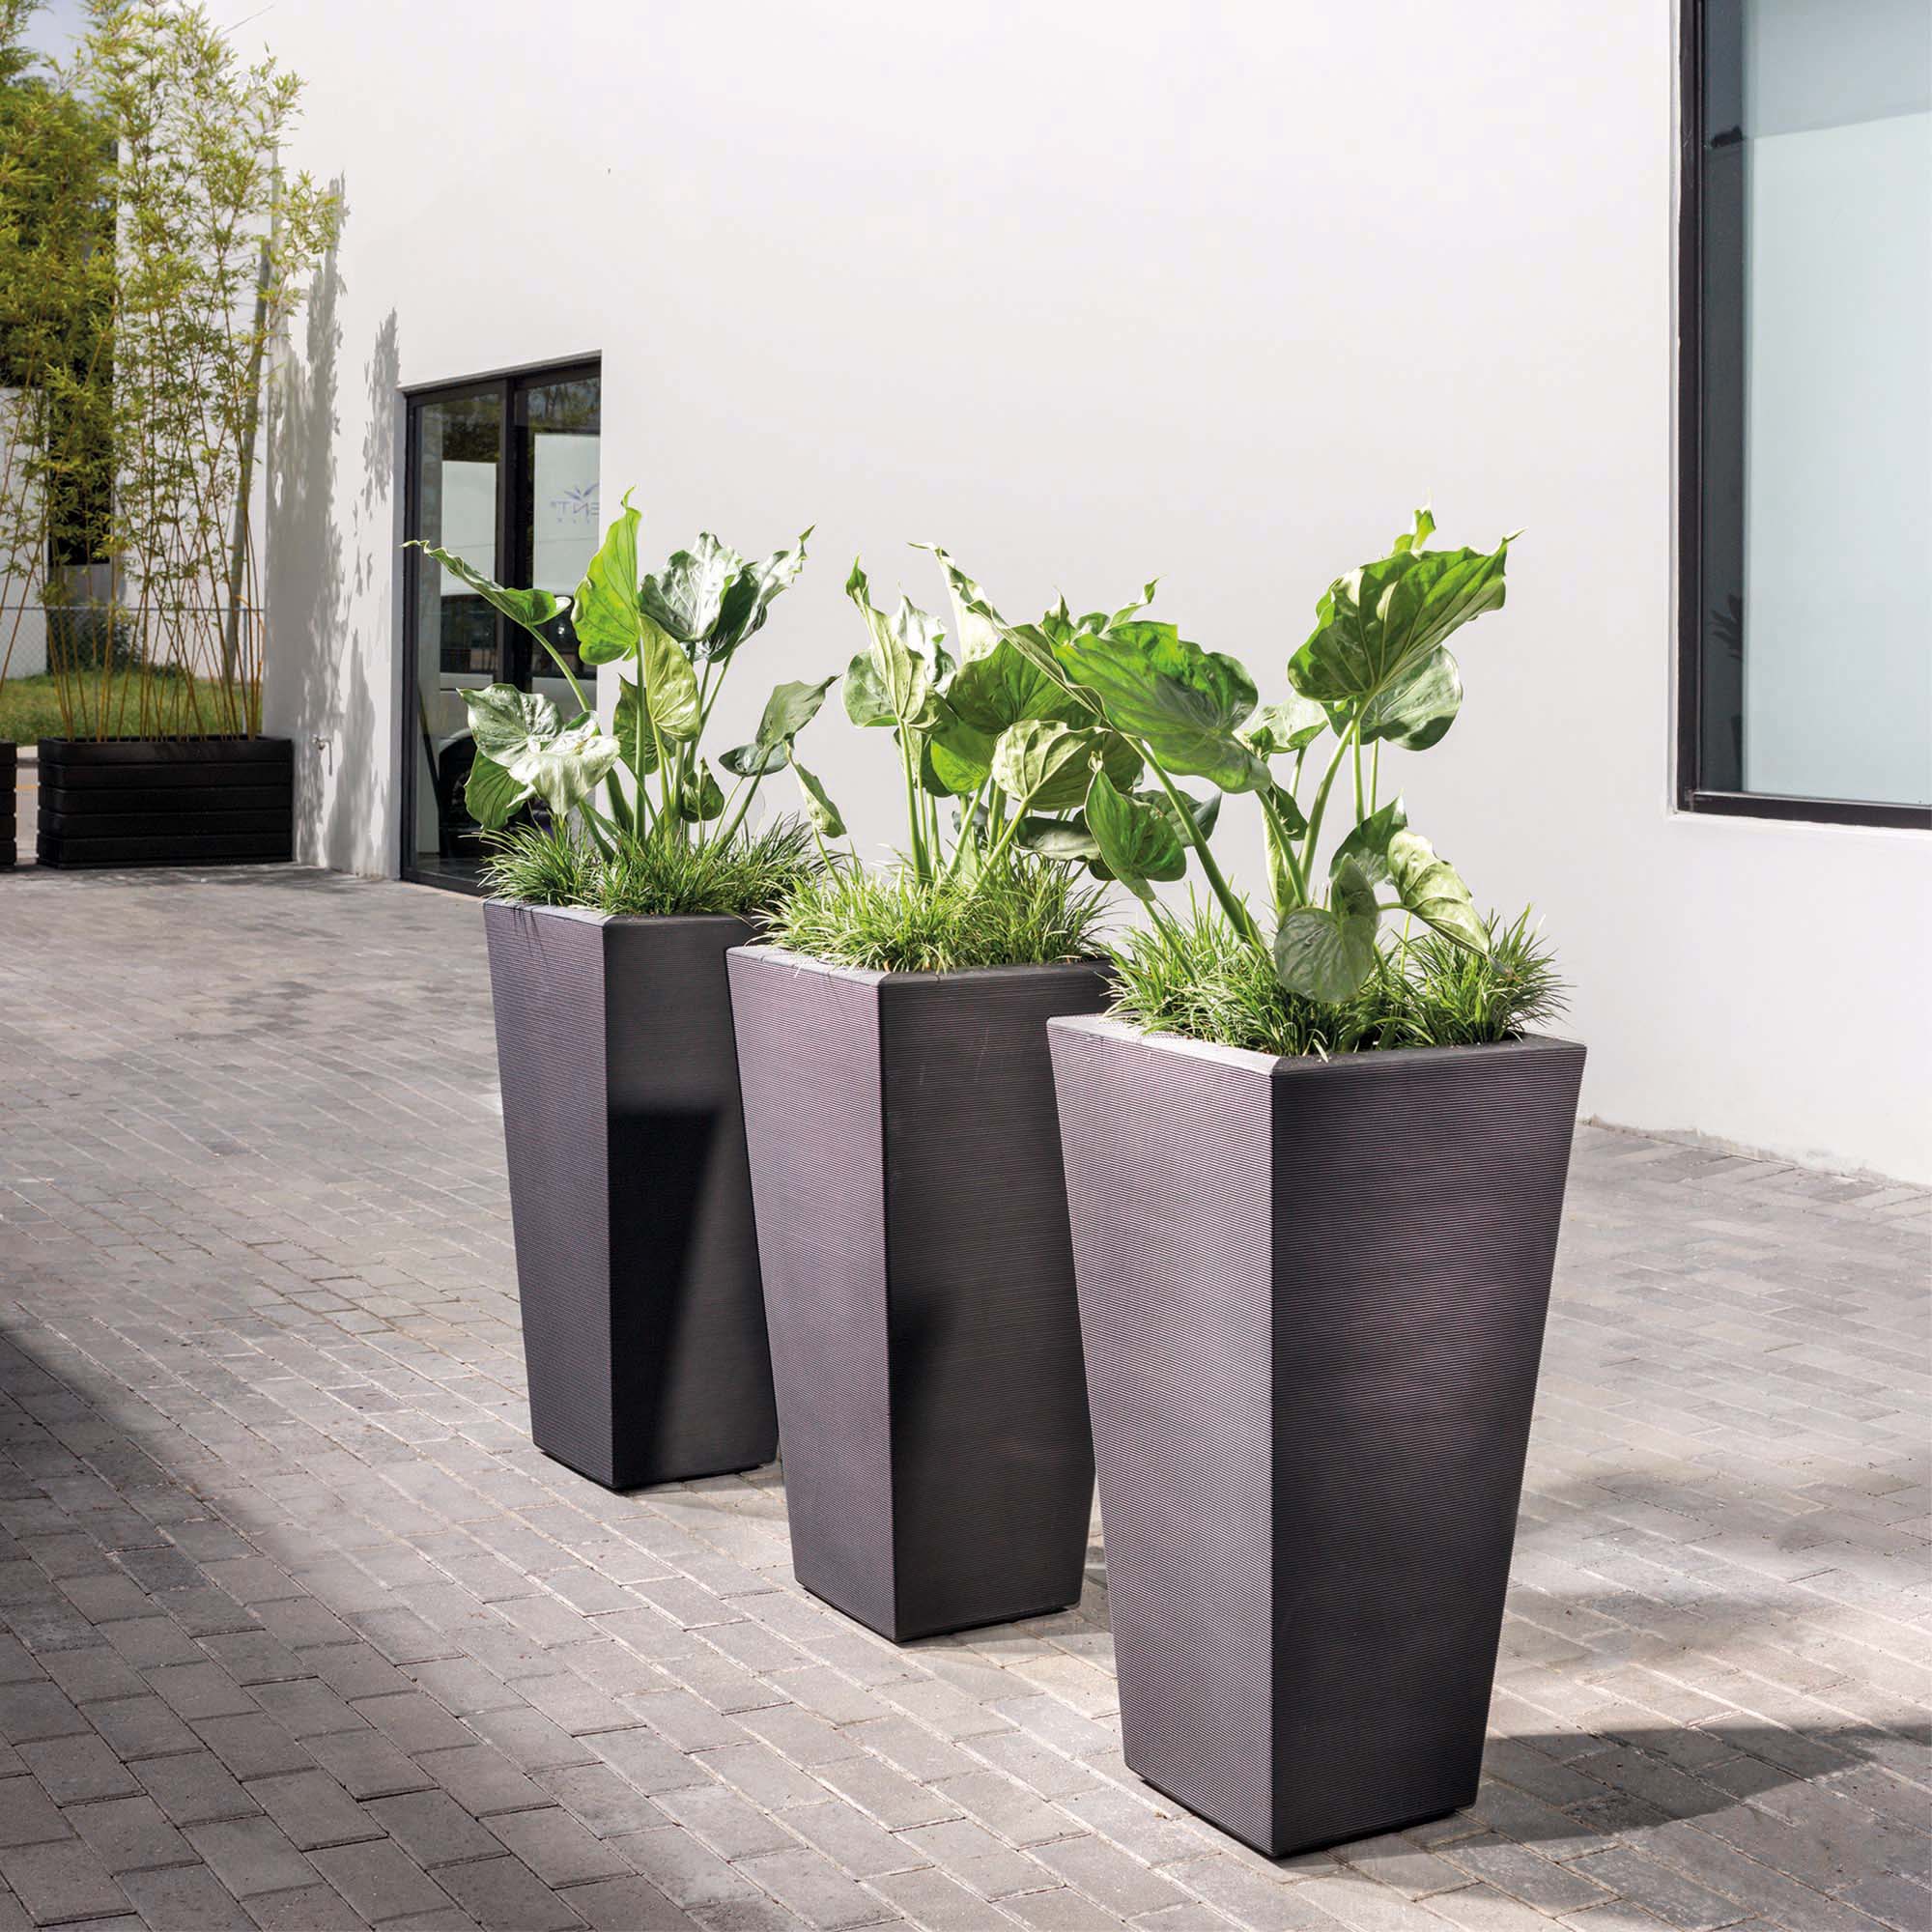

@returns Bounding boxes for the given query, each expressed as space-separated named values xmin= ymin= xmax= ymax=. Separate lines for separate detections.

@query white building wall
xmin=260 ymin=0 xmax=1932 ymax=1183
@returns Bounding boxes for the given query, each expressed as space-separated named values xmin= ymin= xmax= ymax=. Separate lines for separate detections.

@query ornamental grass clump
xmin=412 ymin=495 xmax=845 ymax=915
xmin=767 ymin=853 xmax=1108 ymax=973
xmin=481 ymin=816 xmax=821 ymax=921
xmin=918 ymin=508 xmax=1566 ymax=1051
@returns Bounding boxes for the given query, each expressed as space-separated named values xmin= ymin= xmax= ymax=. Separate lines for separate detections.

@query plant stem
xmin=712 ymin=772 xmax=761 ymax=851
xmin=1147 ymin=755 xmax=1264 ymax=956
xmin=898 ymin=730 xmax=929 ymax=881
xmin=1299 ymin=731 xmax=1353 ymax=884
xmin=1370 ymin=741 xmax=1381 ymax=814
xmin=1260 ymin=788 xmax=1308 ymax=906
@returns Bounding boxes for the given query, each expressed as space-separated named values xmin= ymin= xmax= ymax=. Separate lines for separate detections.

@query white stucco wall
xmin=258 ymin=0 xmax=1932 ymax=1183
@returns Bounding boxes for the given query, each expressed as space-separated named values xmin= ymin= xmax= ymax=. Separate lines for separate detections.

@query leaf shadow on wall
xmin=269 ymin=180 xmax=396 ymax=876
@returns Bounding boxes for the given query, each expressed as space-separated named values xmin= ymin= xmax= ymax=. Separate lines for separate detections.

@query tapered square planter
xmin=486 ymin=902 xmax=777 ymax=1490
xmin=727 ymin=947 xmax=1108 ymax=1642
xmin=37 ymin=737 xmax=293 ymax=867
xmin=1049 ymin=1017 xmax=1586 ymax=1857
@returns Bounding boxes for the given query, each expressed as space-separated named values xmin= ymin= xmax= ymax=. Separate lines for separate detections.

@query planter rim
xmin=728 ymin=943 xmax=1108 ymax=987
xmin=38 ymin=734 xmax=287 ymax=748
xmin=1048 ymin=1012 xmax=1581 ymax=1079
xmin=483 ymin=898 xmax=756 ymax=931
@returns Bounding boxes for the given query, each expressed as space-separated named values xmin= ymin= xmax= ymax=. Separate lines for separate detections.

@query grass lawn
xmin=0 ymin=670 xmax=259 ymax=744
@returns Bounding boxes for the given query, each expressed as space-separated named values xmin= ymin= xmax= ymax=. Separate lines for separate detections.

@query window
xmin=1680 ymin=0 xmax=1931 ymax=829
xmin=401 ymin=359 xmax=600 ymax=888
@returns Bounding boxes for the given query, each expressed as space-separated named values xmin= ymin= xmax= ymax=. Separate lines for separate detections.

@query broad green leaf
xmin=998 ymin=622 xmax=1099 ymax=715
xmin=793 ymin=759 xmax=844 ymax=838
xmin=1109 ymin=579 xmax=1160 ymax=629
xmin=925 ymin=702 xmax=999 ymax=794
xmin=1273 ymin=860 xmax=1381 ymax=1001
xmin=612 ymin=676 xmax=662 ymax=780
xmin=845 ymin=560 xmax=934 ymax=724
xmin=1355 ymin=646 xmax=1463 ymax=751
xmin=842 ymin=649 xmax=895 ymax=726
xmin=1016 ymin=811 xmax=1100 ymax=863
xmin=641 ymin=532 xmax=743 ymax=645
xmin=675 ymin=758 xmax=726 ymax=822
xmin=1288 ymin=524 xmax=1510 ymax=707
xmin=991 ymin=720 xmax=1091 ymax=806
xmin=1262 ymin=781 xmax=1307 ymax=838
xmin=410 ymin=544 xmax=565 ymax=639
xmin=465 ymin=683 xmax=564 ymax=765
xmin=463 ymin=751 xmax=533 ymax=832
xmin=1087 ymin=767 xmax=1186 ymax=901
xmin=721 ymin=674 xmax=837 ymax=777
xmin=912 ymin=543 xmax=1004 ymax=664
xmin=570 ymin=494 xmax=643 ymax=666
xmin=1242 ymin=694 xmax=1329 ymax=756
xmin=1330 ymin=795 xmax=1407 ymax=885
xmin=946 ymin=638 xmax=1089 ymax=735
xmin=710 ymin=528 xmax=810 ymax=659
xmin=640 ymin=612 xmax=702 ymax=742
xmin=1160 ymin=785 xmax=1222 ymax=844
xmin=1054 ymin=622 xmax=1266 ymax=793
xmin=1387 ymin=830 xmax=1488 ymax=952
xmin=1390 ymin=506 xmax=1435 ymax=554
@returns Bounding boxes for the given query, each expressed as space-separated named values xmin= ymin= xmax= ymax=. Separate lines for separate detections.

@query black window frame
xmin=398 ymin=354 xmax=601 ymax=892
xmin=1676 ymin=1 xmax=1930 ymax=833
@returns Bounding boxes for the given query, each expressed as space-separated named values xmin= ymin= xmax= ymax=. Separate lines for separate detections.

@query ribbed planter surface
xmin=486 ymin=902 xmax=776 ymax=1490
xmin=37 ymin=737 xmax=293 ymax=867
xmin=1 ymin=743 xmax=14 ymax=867
xmin=728 ymin=946 xmax=1107 ymax=1642
xmin=1049 ymin=1017 xmax=1586 ymax=1857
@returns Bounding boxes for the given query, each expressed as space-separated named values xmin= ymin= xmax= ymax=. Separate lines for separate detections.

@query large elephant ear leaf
xmin=640 ymin=532 xmax=744 ymax=646
xmin=674 ymin=758 xmax=726 ymax=823
xmin=639 ymin=613 xmax=702 ymax=742
xmin=1330 ymin=795 xmax=1408 ymax=885
xmin=710 ymin=528 xmax=810 ymax=660
xmin=912 ymin=543 xmax=1005 ymax=664
xmin=1387 ymin=830 xmax=1488 ymax=952
xmin=721 ymin=674 xmax=838 ymax=777
xmin=1357 ymin=648 xmax=1463 ymax=751
xmin=569 ymin=494 xmax=643 ymax=666
xmin=465 ymin=685 xmax=620 ymax=821
xmin=946 ymin=639 xmax=1089 ymax=735
xmin=924 ymin=700 xmax=998 ymax=795
xmin=844 ymin=560 xmax=932 ymax=724
xmin=410 ymin=544 xmax=566 ymax=640
xmin=991 ymin=720 xmax=1090 ymax=807
xmin=611 ymin=677 xmax=661 ymax=780
xmin=792 ymin=759 xmax=845 ymax=838
xmin=462 ymin=753 xmax=533 ymax=832
xmin=1242 ymin=694 xmax=1330 ymax=757
xmin=1287 ymin=522 xmax=1510 ymax=707
xmin=1273 ymin=860 xmax=1381 ymax=1001
xmin=1086 ymin=767 xmax=1186 ymax=901
xmin=1054 ymin=621 xmax=1268 ymax=794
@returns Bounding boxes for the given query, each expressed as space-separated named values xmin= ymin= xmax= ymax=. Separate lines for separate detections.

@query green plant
xmin=768 ymin=852 xmax=1109 ymax=974
xmin=480 ymin=816 xmax=822 ymax=921
xmin=940 ymin=510 xmax=1557 ymax=1044
xmin=412 ymin=497 xmax=842 ymax=901
xmin=0 ymin=2 xmax=338 ymax=740
xmin=1108 ymin=903 xmax=1564 ymax=1058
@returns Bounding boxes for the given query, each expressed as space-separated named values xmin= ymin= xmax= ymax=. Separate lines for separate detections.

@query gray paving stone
xmin=0 ymin=870 xmax=1924 ymax=1932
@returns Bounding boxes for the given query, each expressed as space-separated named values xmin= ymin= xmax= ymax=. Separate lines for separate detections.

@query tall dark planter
xmin=1049 ymin=1017 xmax=1585 ymax=1857
xmin=1 ymin=743 xmax=14 ymax=867
xmin=727 ymin=947 xmax=1107 ymax=1642
xmin=37 ymin=737 xmax=293 ymax=867
xmin=485 ymin=903 xmax=776 ymax=1490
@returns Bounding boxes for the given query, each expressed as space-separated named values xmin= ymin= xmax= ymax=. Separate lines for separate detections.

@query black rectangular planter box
xmin=727 ymin=947 xmax=1107 ymax=1642
xmin=36 ymin=737 xmax=293 ymax=867
xmin=485 ymin=902 xmax=777 ymax=1490
xmin=1 ymin=742 xmax=14 ymax=867
xmin=1049 ymin=1018 xmax=1586 ymax=1857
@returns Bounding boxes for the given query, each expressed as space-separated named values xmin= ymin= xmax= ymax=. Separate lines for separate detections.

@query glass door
xmin=402 ymin=361 xmax=601 ymax=889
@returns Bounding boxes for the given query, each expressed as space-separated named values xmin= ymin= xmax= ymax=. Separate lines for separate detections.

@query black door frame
xmin=399 ymin=354 xmax=601 ymax=892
